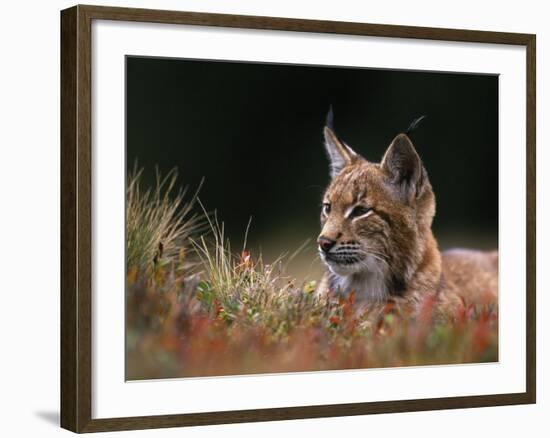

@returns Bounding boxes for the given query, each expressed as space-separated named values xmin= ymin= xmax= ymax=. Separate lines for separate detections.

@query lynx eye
xmin=349 ymin=206 xmax=372 ymax=219
xmin=322 ymin=203 xmax=331 ymax=215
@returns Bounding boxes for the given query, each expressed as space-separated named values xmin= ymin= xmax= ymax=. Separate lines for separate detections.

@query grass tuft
xmin=190 ymin=214 xmax=334 ymax=336
xmin=126 ymin=165 xmax=203 ymax=271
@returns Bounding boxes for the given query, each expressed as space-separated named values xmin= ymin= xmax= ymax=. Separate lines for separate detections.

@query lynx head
xmin=318 ymin=109 xmax=436 ymax=297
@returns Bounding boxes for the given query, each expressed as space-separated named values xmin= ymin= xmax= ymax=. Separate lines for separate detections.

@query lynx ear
xmin=323 ymin=107 xmax=357 ymax=178
xmin=381 ymin=133 xmax=427 ymax=202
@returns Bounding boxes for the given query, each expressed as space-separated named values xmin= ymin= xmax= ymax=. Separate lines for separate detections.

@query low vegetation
xmin=126 ymin=168 xmax=498 ymax=380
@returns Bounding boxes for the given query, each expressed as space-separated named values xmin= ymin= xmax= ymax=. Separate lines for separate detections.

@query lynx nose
xmin=318 ymin=236 xmax=336 ymax=253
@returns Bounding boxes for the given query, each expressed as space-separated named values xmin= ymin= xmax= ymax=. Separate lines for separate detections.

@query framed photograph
xmin=60 ymin=4 xmax=536 ymax=433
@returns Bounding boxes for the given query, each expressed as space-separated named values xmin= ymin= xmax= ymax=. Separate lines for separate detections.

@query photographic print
xmin=61 ymin=6 xmax=536 ymax=431
xmin=125 ymin=57 xmax=499 ymax=380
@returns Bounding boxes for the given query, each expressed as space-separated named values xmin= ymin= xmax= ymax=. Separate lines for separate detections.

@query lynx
xmin=317 ymin=110 xmax=497 ymax=315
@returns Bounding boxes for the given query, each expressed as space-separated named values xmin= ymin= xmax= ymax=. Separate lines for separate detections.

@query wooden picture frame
xmin=61 ymin=4 xmax=536 ymax=433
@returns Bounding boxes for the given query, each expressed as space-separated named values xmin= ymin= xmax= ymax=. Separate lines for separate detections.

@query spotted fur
xmin=317 ymin=114 xmax=497 ymax=314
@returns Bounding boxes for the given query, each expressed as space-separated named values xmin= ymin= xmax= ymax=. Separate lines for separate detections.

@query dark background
xmin=127 ymin=56 xmax=498 ymax=280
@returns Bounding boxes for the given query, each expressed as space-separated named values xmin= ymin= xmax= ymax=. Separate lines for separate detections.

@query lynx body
xmin=317 ymin=113 xmax=497 ymax=314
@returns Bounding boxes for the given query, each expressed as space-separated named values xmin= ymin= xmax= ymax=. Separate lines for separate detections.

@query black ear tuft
xmin=323 ymin=106 xmax=359 ymax=178
xmin=405 ymin=115 xmax=427 ymax=136
xmin=326 ymin=105 xmax=335 ymax=131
